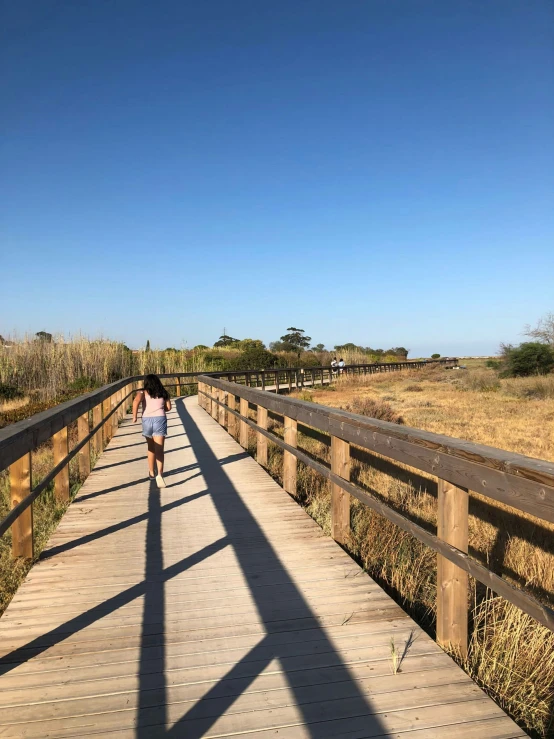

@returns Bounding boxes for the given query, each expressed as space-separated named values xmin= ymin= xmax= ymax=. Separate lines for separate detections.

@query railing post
xmin=239 ymin=397 xmax=249 ymax=448
xmin=211 ymin=387 xmax=218 ymax=420
xmin=283 ymin=416 xmax=297 ymax=496
xmin=437 ymin=478 xmax=469 ymax=657
xmin=227 ymin=391 xmax=237 ymax=438
xmin=331 ymin=436 xmax=350 ymax=544
xmin=261 ymin=372 xmax=266 ymax=391
xmin=176 ymin=376 xmax=181 ymax=397
xmin=275 ymin=371 xmax=279 ymax=394
xmin=111 ymin=393 xmax=118 ymax=436
xmin=103 ymin=397 xmax=111 ymax=445
xmin=127 ymin=383 xmax=133 ymax=413
xmin=197 ymin=381 xmax=203 ymax=408
xmin=77 ymin=412 xmax=91 ymax=480
xmin=218 ymin=388 xmax=226 ymax=427
xmin=53 ymin=427 xmax=70 ymax=503
xmin=257 ymin=405 xmax=268 ymax=468
xmin=92 ymin=403 xmax=103 ymax=454
xmin=288 ymin=371 xmax=292 ymax=393
xmin=10 ymin=453 xmax=33 ymax=559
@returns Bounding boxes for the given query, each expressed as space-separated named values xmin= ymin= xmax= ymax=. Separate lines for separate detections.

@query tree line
xmin=207 ymin=327 xmax=409 ymax=360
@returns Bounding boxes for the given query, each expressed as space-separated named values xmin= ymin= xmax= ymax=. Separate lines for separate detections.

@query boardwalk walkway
xmin=0 ymin=397 xmax=524 ymax=738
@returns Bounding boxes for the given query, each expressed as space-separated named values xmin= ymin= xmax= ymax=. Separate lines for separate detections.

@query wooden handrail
xmin=202 ymin=376 xmax=554 ymax=522
xmin=0 ymin=359 xmax=453 ymax=566
xmin=197 ymin=375 xmax=554 ymax=652
xmin=0 ymin=386 xmax=135 ymax=538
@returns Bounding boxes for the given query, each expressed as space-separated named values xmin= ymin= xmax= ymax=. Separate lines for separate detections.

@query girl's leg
xmin=146 ymin=437 xmax=156 ymax=476
xmin=153 ymin=435 xmax=165 ymax=475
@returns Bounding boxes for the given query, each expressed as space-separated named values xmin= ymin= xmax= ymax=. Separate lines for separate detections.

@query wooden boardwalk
xmin=0 ymin=397 xmax=525 ymax=738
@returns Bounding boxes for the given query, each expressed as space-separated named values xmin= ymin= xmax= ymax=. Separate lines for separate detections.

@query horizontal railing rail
xmin=197 ymin=375 xmax=554 ymax=651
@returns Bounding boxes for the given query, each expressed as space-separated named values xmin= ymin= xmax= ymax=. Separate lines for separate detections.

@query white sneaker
xmin=156 ymin=474 xmax=167 ymax=488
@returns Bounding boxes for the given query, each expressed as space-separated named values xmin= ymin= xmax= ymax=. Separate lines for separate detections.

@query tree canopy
xmin=214 ymin=334 xmax=239 ymax=347
xmin=35 ymin=331 xmax=53 ymax=342
xmin=277 ymin=327 xmax=311 ymax=356
xmin=524 ymin=311 xmax=554 ymax=346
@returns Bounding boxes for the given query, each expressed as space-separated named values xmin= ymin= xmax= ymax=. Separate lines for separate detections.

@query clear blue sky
xmin=1 ymin=1 xmax=553 ymax=356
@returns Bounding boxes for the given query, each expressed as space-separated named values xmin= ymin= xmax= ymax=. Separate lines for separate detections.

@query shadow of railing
xmin=168 ymin=400 xmax=389 ymax=737
xmin=0 ymin=399 xmax=392 ymax=737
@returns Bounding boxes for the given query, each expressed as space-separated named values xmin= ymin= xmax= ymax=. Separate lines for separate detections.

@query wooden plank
xmin=331 ymin=436 xmax=350 ymax=544
xmin=437 ymin=478 xmax=469 ymax=656
xmin=9 ymin=453 xmax=33 ymax=559
xmin=283 ymin=415 xmax=297 ymax=496
xmin=0 ymin=396 xmax=521 ymax=738
xmin=52 ymin=427 xmax=69 ymax=503
xmin=239 ymin=397 xmax=249 ymax=448
xmin=257 ymin=405 xmax=268 ymax=468
xmin=77 ymin=412 xmax=90 ymax=480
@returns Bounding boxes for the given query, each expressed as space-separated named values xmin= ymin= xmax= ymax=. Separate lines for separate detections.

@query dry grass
xmin=258 ymin=366 xmax=554 ymax=737
xmin=0 ymin=335 xmax=224 ymax=403
xmin=0 ymin=396 xmax=30 ymax=413
xmin=343 ymin=396 xmax=404 ymax=424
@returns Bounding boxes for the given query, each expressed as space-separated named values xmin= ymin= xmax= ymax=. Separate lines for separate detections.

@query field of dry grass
xmin=234 ymin=364 xmax=554 ymax=737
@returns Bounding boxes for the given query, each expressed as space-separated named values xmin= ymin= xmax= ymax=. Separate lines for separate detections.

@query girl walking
xmin=133 ymin=374 xmax=172 ymax=487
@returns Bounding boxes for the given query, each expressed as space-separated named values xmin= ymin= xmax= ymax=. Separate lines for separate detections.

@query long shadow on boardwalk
xmin=166 ymin=400 xmax=390 ymax=738
xmin=0 ymin=402 xmax=390 ymax=737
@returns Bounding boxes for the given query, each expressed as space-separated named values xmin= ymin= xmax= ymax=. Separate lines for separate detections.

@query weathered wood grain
xmin=0 ymin=395 xmax=520 ymax=737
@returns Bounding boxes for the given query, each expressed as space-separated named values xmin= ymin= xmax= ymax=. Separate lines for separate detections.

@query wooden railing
xmin=197 ymin=374 xmax=554 ymax=657
xmin=0 ymin=359 xmax=436 ymax=563
xmin=0 ymin=372 xmax=199 ymax=558
xmin=209 ymin=358 xmax=457 ymax=390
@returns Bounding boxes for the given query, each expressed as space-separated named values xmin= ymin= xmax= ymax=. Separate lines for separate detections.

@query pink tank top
xmin=143 ymin=392 xmax=166 ymax=418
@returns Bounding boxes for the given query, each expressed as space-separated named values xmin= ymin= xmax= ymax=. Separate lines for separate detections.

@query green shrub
xmin=66 ymin=377 xmax=100 ymax=394
xmin=501 ymin=342 xmax=554 ymax=378
xmin=0 ymin=384 xmax=24 ymax=401
xmin=229 ymin=347 xmax=278 ymax=370
xmin=431 ymin=353 xmax=441 ymax=359
xmin=486 ymin=359 xmax=502 ymax=370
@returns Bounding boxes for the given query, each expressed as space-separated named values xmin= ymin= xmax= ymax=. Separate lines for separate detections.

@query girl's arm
xmin=165 ymin=398 xmax=172 ymax=412
xmin=133 ymin=391 xmax=144 ymax=422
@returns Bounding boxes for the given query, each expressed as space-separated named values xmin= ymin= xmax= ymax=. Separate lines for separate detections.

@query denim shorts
xmin=142 ymin=416 xmax=168 ymax=438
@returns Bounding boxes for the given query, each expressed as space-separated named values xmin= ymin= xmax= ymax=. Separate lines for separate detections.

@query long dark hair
xmin=143 ymin=374 xmax=169 ymax=400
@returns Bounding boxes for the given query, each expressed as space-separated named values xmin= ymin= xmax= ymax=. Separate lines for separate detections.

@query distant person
xmin=133 ymin=373 xmax=172 ymax=488
xmin=331 ymin=357 xmax=338 ymax=376
xmin=338 ymin=358 xmax=345 ymax=374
